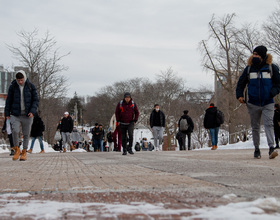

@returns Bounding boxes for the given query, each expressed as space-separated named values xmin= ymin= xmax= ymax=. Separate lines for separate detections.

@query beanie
xmin=253 ymin=46 xmax=267 ymax=59
xmin=64 ymin=112 xmax=69 ymax=115
xmin=124 ymin=92 xmax=131 ymax=98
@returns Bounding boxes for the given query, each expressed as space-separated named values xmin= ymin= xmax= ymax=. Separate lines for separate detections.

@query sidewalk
xmin=0 ymin=149 xmax=280 ymax=219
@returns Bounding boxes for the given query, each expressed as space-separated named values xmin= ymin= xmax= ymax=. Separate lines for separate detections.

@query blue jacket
xmin=236 ymin=54 xmax=280 ymax=106
xmin=4 ymin=78 xmax=39 ymax=117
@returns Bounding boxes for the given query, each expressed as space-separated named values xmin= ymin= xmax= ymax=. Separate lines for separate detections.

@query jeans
xmin=10 ymin=115 xmax=34 ymax=150
xmin=152 ymin=126 xmax=164 ymax=147
xmin=120 ymin=122 xmax=134 ymax=152
xmin=93 ymin=139 xmax=102 ymax=152
xmin=30 ymin=136 xmax=44 ymax=151
xmin=209 ymin=127 xmax=219 ymax=146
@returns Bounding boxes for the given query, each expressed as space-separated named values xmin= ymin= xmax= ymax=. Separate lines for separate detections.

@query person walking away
xmin=115 ymin=92 xmax=139 ymax=155
xmin=1 ymin=118 xmax=14 ymax=156
xmin=107 ymin=131 xmax=114 ymax=151
xmin=99 ymin=124 xmax=105 ymax=152
xmin=273 ymin=104 xmax=280 ymax=149
xmin=57 ymin=112 xmax=73 ymax=152
xmin=236 ymin=45 xmax=280 ymax=159
xmin=178 ymin=110 xmax=194 ymax=150
xmin=150 ymin=104 xmax=165 ymax=151
xmin=204 ymin=104 xmax=222 ymax=150
xmin=27 ymin=112 xmax=45 ymax=153
xmin=4 ymin=70 xmax=39 ymax=161
xmin=110 ymin=113 xmax=122 ymax=151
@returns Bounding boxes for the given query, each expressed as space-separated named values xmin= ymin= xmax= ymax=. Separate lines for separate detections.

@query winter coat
xmin=4 ymin=71 xmax=39 ymax=117
xmin=59 ymin=116 xmax=73 ymax=133
xmin=236 ymin=54 xmax=280 ymax=106
xmin=91 ymin=127 xmax=103 ymax=140
xmin=30 ymin=114 xmax=45 ymax=137
xmin=115 ymin=98 xmax=139 ymax=124
xmin=204 ymin=106 xmax=220 ymax=129
xmin=178 ymin=114 xmax=194 ymax=134
xmin=150 ymin=110 xmax=165 ymax=128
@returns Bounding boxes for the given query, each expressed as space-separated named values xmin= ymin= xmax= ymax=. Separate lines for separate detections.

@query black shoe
xmin=9 ymin=150 xmax=15 ymax=156
xmin=269 ymin=147 xmax=278 ymax=159
xmin=128 ymin=150 xmax=134 ymax=155
xmin=122 ymin=151 xmax=127 ymax=155
xmin=254 ymin=149 xmax=261 ymax=159
xmin=275 ymin=146 xmax=280 ymax=149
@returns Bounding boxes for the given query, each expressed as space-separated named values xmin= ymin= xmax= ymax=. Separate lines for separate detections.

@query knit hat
xmin=64 ymin=112 xmax=69 ymax=115
xmin=124 ymin=92 xmax=131 ymax=98
xmin=253 ymin=46 xmax=267 ymax=59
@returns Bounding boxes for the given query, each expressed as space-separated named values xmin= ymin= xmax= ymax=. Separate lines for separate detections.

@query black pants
xmin=120 ymin=122 xmax=134 ymax=152
xmin=8 ymin=134 xmax=14 ymax=149
xmin=181 ymin=132 xmax=191 ymax=150
xmin=275 ymin=129 xmax=280 ymax=147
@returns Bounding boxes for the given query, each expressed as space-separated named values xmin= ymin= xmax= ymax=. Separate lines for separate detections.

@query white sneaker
xmin=159 ymin=145 xmax=163 ymax=151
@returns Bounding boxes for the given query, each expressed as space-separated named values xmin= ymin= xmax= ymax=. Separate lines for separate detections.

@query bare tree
xmin=199 ymin=14 xmax=248 ymax=143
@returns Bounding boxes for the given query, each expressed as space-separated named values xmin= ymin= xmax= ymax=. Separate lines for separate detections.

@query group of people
xmin=3 ymin=45 xmax=280 ymax=160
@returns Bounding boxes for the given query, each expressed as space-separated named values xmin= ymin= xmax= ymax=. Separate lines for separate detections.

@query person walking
xmin=150 ymin=104 xmax=165 ymax=151
xmin=110 ymin=113 xmax=122 ymax=151
xmin=236 ymin=45 xmax=280 ymax=159
xmin=57 ymin=112 xmax=73 ymax=152
xmin=273 ymin=104 xmax=280 ymax=149
xmin=4 ymin=70 xmax=39 ymax=161
xmin=91 ymin=123 xmax=102 ymax=152
xmin=204 ymin=104 xmax=222 ymax=150
xmin=107 ymin=131 xmax=114 ymax=151
xmin=115 ymin=92 xmax=139 ymax=155
xmin=27 ymin=112 xmax=45 ymax=153
xmin=178 ymin=110 xmax=194 ymax=150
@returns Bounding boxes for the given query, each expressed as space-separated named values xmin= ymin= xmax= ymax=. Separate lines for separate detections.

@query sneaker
xmin=128 ymin=150 xmax=134 ymax=155
xmin=269 ymin=147 xmax=278 ymax=159
xmin=254 ymin=149 xmax=261 ymax=159
xmin=122 ymin=151 xmax=127 ymax=155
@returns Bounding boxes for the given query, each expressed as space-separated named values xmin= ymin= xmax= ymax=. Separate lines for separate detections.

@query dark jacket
xmin=91 ymin=127 xmax=102 ymax=140
xmin=59 ymin=116 xmax=73 ymax=133
xmin=30 ymin=114 xmax=45 ymax=137
xmin=204 ymin=106 xmax=219 ymax=129
xmin=150 ymin=110 xmax=165 ymax=128
xmin=236 ymin=54 xmax=280 ymax=106
xmin=115 ymin=98 xmax=139 ymax=124
xmin=178 ymin=114 xmax=194 ymax=134
xmin=5 ymin=79 xmax=39 ymax=117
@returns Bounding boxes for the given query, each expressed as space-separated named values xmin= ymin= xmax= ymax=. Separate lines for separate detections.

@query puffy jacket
xmin=30 ymin=114 xmax=45 ymax=137
xmin=60 ymin=116 xmax=73 ymax=133
xmin=236 ymin=54 xmax=280 ymax=106
xmin=150 ymin=110 xmax=165 ymax=128
xmin=204 ymin=106 xmax=219 ymax=129
xmin=178 ymin=114 xmax=194 ymax=133
xmin=5 ymin=77 xmax=39 ymax=117
xmin=115 ymin=98 xmax=139 ymax=124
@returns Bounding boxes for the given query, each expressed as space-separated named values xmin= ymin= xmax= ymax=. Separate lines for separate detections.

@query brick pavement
xmin=0 ymin=149 xmax=280 ymax=219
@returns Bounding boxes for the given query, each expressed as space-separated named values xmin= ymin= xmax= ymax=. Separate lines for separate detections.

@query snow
xmin=0 ymin=193 xmax=279 ymax=219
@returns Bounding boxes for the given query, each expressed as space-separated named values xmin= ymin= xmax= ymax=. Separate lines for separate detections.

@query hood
xmin=248 ymin=53 xmax=273 ymax=66
xmin=16 ymin=70 xmax=27 ymax=86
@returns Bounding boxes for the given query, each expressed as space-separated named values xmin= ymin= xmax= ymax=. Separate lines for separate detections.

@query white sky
xmin=0 ymin=0 xmax=279 ymax=97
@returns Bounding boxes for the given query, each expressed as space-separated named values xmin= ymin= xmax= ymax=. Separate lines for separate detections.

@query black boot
xmin=269 ymin=147 xmax=278 ymax=159
xmin=128 ymin=149 xmax=134 ymax=154
xmin=9 ymin=150 xmax=15 ymax=156
xmin=122 ymin=147 xmax=127 ymax=155
xmin=254 ymin=148 xmax=261 ymax=159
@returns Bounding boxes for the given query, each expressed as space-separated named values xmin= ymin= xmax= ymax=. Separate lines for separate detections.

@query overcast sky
xmin=0 ymin=0 xmax=279 ymax=97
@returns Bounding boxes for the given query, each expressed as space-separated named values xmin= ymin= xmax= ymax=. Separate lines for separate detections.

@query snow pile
xmin=0 ymin=193 xmax=279 ymax=219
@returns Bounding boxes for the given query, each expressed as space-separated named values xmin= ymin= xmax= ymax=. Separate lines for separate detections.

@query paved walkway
xmin=0 ymin=149 xmax=280 ymax=219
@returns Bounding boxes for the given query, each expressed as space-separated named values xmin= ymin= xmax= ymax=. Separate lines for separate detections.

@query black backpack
xmin=216 ymin=110 xmax=224 ymax=125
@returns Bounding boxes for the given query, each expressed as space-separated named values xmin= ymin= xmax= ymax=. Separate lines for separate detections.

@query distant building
xmin=185 ymin=90 xmax=214 ymax=104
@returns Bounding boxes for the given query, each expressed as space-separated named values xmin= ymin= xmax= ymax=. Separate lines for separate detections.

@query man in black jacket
xmin=178 ymin=110 xmax=194 ymax=150
xmin=150 ymin=104 xmax=165 ymax=151
xmin=4 ymin=70 xmax=39 ymax=161
xmin=57 ymin=112 xmax=73 ymax=152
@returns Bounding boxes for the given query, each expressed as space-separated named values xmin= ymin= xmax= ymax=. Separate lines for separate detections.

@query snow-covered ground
xmin=0 ymin=193 xmax=279 ymax=219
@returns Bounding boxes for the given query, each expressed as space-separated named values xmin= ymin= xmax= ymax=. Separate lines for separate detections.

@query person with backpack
xmin=178 ymin=110 xmax=194 ymax=150
xmin=236 ymin=46 xmax=280 ymax=159
xmin=150 ymin=104 xmax=165 ymax=151
xmin=115 ymin=92 xmax=139 ymax=155
xmin=204 ymin=103 xmax=222 ymax=150
xmin=27 ymin=112 xmax=45 ymax=153
xmin=4 ymin=70 xmax=39 ymax=161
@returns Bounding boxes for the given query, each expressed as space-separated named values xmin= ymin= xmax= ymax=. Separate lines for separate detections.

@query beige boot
xmin=20 ymin=149 xmax=27 ymax=161
xmin=39 ymin=150 xmax=45 ymax=153
xmin=27 ymin=149 xmax=32 ymax=153
xmin=12 ymin=146 xmax=21 ymax=161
